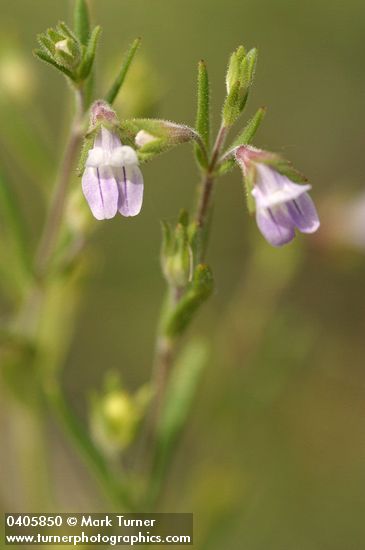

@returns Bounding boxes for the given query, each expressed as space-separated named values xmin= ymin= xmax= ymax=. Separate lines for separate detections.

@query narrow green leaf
xmin=164 ymin=264 xmax=213 ymax=338
xmin=74 ymin=0 xmax=90 ymax=46
xmin=195 ymin=60 xmax=210 ymax=148
xmin=265 ymin=158 xmax=308 ymax=183
xmin=33 ymin=49 xmax=75 ymax=80
xmin=194 ymin=60 xmax=210 ymax=168
xmin=244 ymin=165 xmax=256 ymax=213
xmin=231 ymin=106 xmax=266 ymax=148
xmin=0 ymin=174 xmax=30 ymax=272
xmin=147 ymin=339 xmax=209 ymax=505
xmin=37 ymin=34 xmax=55 ymax=55
xmin=57 ymin=21 xmax=78 ymax=43
xmin=105 ymin=38 xmax=141 ymax=105
xmin=78 ymin=25 xmax=101 ymax=79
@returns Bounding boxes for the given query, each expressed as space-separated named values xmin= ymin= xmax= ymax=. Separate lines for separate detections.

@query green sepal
xmin=54 ymin=42 xmax=79 ymax=70
xmin=77 ymin=128 xmax=99 ymax=176
xmin=223 ymin=46 xmax=258 ymax=126
xmin=194 ymin=60 xmax=210 ymax=168
xmin=160 ymin=211 xmax=192 ymax=290
xmin=240 ymin=48 xmax=257 ymax=90
xmin=121 ymin=118 xmax=194 ymax=141
xmin=160 ymin=221 xmax=173 ymax=259
xmin=226 ymin=45 xmax=245 ymax=93
xmin=47 ymin=28 xmax=64 ymax=43
xmin=178 ymin=208 xmax=189 ymax=227
xmin=121 ymin=118 xmax=198 ymax=162
xmin=33 ymin=48 xmax=75 ymax=80
xmin=243 ymin=164 xmax=256 ymax=213
xmin=218 ymin=107 xmax=267 ymax=175
xmin=222 ymin=80 xmax=241 ymax=126
xmin=217 ymin=158 xmax=236 ymax=176
xmin=78 ymin=25 xmax=101 ymax=79
xmin=74 ymin=0 xmax=90 ymax=46
xmin=260 ymin=154 xmax=308 ymax=183
xmin=163 ymin=264 xmax=214 ymax=338
xmin=105 ymin=38 xmax=141 ymax=105
xmin=57 ymin=21 xmax=78 ymax=42
xmin=37 ymin=33 xmax=55 ymax=56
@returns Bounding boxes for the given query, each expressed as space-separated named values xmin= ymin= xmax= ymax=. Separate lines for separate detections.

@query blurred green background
xmin=1 ymin=0 xmax=365 ymax=548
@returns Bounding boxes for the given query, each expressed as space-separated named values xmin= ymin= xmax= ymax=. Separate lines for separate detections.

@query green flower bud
xmin=90 ymin=375 xmax=151 ymax=457
xmin=54 ymin=38 xmax=80 ymax=69
xmin=223 ymin=46 xmax=258 ymax=126
xmin=161 ymin=211 xmax=193 ymax=290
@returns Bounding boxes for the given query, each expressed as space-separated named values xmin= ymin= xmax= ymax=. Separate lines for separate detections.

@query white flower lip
xmin=110 ymin=146 xmax=139 ymax=166
xmin=86 ymin=147 xmax=107 ymax=167
xmin=86 ymin=145 xmax=139 ymax=168
xmin=252 ymin=182 xmax=312 ymax=209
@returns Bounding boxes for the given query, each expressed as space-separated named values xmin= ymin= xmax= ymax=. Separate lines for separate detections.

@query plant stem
xmin=195 ymin=124 xmax=227 ymax=229
xmin=149 ymin=123 xmax=228 ymax=434
xmin=26 ymin=85 xmax=135 ymax=509
xmin=35 ymin=88 xmax=85 ymax=277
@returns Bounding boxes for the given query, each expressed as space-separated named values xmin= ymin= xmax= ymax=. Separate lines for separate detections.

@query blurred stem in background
xmin=35 ymin=87 xmax=85 ymax=277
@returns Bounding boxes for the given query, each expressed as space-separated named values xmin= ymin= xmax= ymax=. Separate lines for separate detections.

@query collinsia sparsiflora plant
xmin=0 ymin=0 xmax=320 ymax=513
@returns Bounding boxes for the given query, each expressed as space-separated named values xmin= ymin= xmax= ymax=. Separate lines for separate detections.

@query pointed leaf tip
xmin=74 ymin=0 xmax=90 ymax=46
xmin=194 ymin=58 xmax=210 ymax=168
xmin=105 ymin=37 xmax=141 ymax=105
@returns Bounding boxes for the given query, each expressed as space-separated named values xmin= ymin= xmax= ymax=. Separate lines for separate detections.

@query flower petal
xmin=287 ymin=192 xmax=320 ymax=233
xmin=94 ymin=126 xmax=121 ymax=152
xmin=82 ymin=166 xmax=119 ymax=220
xmin=253 ymin=165 xmax=312 ymax=209
xmin=118 ymin=165 xmax=144 ymax=217
xmin=256 ymin=206 xmax=295 ymax=247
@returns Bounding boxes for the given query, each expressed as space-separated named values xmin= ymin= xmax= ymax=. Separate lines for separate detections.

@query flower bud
xmin=120 ymin=119 xmax=198 ymax=161
xmin=135 ymin=130 xmax=156 ymax=147
xmin=223 ymin=46 xmax=258 ymax=126
xmin=90 ymin=99 xmax=119 ymax=128
xmin=161 ymin=211 xmax=193 ymax=290
xmin=54 ymin=38 xmax=80 ymax=69
xmin=90 ymin=377 xmax=151 ymax=457
xmin=34 ymin=20 xmax=100 ymax=82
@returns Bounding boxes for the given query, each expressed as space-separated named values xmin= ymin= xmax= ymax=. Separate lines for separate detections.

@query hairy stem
xmin=148 ymin=124 xmax=229 ymax=461
xmin=195 ymin=124 xmax=228 ymax=229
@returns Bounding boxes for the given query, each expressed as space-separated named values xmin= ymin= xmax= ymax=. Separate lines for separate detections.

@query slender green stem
xmin=147 ymin=123 xmax=229 ymax=465
xmin=35 ymin=88 xmax=86 ymax=277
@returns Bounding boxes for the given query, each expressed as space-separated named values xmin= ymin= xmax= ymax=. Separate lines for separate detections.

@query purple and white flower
xmin=236 ymin=146 xmax=320 ymax=247
xmin=82 ymin=126 xmax=144 ymax=220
